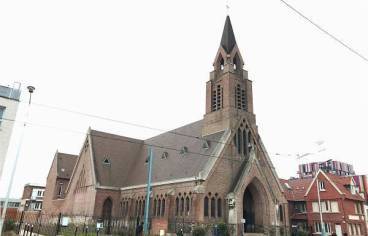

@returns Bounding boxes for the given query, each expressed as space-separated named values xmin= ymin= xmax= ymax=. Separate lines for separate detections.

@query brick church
xmin=42 ymin=16 xmax=289 ymax=235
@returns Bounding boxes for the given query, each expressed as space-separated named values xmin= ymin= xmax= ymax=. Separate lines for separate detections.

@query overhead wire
xmin=280 ymin=0 xmax=368 ymax=63
xmin=0 ymin=116 xmax=245 ymax=163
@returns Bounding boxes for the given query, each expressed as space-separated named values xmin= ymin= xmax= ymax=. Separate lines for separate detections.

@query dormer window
xmin=161 ymin=151 xmax=169 ymax=159
xmin=319 ymin=181 xmax=326 ymax=191
xmin=103 ymin=158 xmax=111 ymax=166
xmin=180 ymin=146 xmax=188 ymax=156
xmin=202 ymin=140 xmax=210 ymax=150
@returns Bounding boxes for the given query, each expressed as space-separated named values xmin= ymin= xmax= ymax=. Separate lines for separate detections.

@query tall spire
xmin=220 ymin=16 xmax=237 ymax=54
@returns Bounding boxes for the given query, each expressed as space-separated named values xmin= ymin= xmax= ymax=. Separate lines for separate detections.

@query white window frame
xmin=319 ymin=181 xmax=326 ymax=191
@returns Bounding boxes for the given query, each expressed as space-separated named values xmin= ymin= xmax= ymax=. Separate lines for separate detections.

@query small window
xmin=319 ymin=181 xmax=326 ymax=191
xmin=202 ymin=140 xmax=210 ymax=149
xmin=180 ymin=146 xmax=188 ymax=155
xmin=161 ymin=151 xmax=169 ymax=159
xmin=103 ymin=158 xmax=111 ymax=165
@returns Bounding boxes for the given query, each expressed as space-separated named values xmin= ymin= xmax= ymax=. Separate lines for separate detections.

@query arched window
xmin=176 ymin=197 xmax=179 ymax=216
xmin=158 ymin=199 xmax=162 ymax=217
xmin=142 ymin=200 xmax=145 ymax=216
xmin=185 ymin=196 xmax=190 ymax=216
xmin=204 ymin=196 xmax=209 ymax=217
xmin=217 ymin=198 xmax=222 ymax=217
xmin=237 ymin=128 xmax=242 ymax=154
xmin=212 ymin=85 xmax=223 ymax=111
xmin=236 ymin=84 xmax=241 ymax=109
xmin=233 ymin=56 xmax=237 ymax=70
xmin=241 ymin=89 xmax=247 ymax=110
xmin=248 ymin=132 xmax=252 ymax=153
xmin=219 ymin=57 xmax=224 ymax=71
xmin=138 ymin=200 xmax=142 ymax=216
xmin=135 ymin=200 xmax=138 ymax=216
xmin=211 ymin=197 xmax=216 ymax=218
xmin=242 ymin=129 xmax=247 ymax=156
xmin=153 ymin=199 xmax=157 ymax=217
xmin=102 ymin=198 xmax=113 ymax=234
xmin=125 ymin=201 xmax=129 ymax=216
xmin=180 ymin=197 xmax=185 ymax=216
xmin=161 ymin=199 xmax=165 ymax=217
xmin=279 ymin=205 xmax=284 ymax=222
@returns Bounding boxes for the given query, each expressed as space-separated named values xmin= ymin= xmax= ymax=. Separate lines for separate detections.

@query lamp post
xmin=0 ymin=86 xmax=35 ymax=235
xmin=316 ymin=178 xmax=327 ymax=236
xmin=143 ymin=147 xmax=153 ymax=236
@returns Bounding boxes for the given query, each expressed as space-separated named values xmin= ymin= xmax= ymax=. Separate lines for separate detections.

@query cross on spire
xmin=226 ymin=0 xmax=230 ymax=15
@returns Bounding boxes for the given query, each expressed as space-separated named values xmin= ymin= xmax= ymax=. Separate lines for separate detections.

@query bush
xmin=192 ymin=226 xmax=206 ymax=236
xmin=3 ymin=220 xmax=16 ymax=232
xmin=217 ymin=223 xmax=228 ymax=236
xmin=296 ymin=230 xmax=309 ymax=236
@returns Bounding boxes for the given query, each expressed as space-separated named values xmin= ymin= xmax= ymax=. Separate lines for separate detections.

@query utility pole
xmin=316 ymin=177 xmax=327 ymax=236
xmin=0 ymin=86 xmax=35 ymax=236
xmin=143 ymin=147 xmax=153 ymax=236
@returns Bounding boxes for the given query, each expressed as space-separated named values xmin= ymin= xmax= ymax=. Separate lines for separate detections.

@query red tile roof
xmin=280 ymin=172 xmax=365 ymax=202
xmin=280 ymin=178 xmax=312 ymax=201
xmin=325 ymin=173 xmax=364 ymax=201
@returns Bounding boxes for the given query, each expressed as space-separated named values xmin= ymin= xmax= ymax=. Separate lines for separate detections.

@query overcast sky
xmin=1 ymin=0 xmax=367 ymax=198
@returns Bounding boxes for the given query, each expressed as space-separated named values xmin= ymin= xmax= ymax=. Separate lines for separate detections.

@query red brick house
xmin=42 ymin=16 xmax=289 ymax=235
xmin=281 ymin=170 xmax=367 ymax=236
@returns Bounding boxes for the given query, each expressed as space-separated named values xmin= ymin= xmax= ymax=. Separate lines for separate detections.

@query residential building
xmin=20 ymin=184 xmax=45 ymax=211
xmin=42 ymin=16 xmax=289 ymax=235
xmin=281 ymin=170 xmax=367 ymax=236
xmin=0 ymin=198 xmax=21 ymax=221
xmin=42 ymin=152 xmax=77 ymax=213
xmin=298 ymin=160 xmax=355 ymax=178
xmin=0 ymin=83 xmax=21 ymax=180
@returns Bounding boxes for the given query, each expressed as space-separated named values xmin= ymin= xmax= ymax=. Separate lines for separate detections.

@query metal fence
xmin=5 ymin=212 xmax=139 ymax=236
xmin=2 ymin=212 xmax=299 ymax=236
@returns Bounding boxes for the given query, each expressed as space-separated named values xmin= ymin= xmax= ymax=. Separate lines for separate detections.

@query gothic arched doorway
xmin=242 ymin=179 xmax=268 ymax=233
xmin=102 ymin=197 xmax=112 ymax=234
xmin=243 ymin=188 xmax=255 ymax=232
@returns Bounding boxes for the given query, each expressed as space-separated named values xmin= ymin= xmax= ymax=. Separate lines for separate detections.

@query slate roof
xmin=56 ymin=153 xmax=78 ymax=179
xmin=90 ymin=120 xmax=226 ymax=188
xmin=220 ymin=16 xmax=237 ymax=53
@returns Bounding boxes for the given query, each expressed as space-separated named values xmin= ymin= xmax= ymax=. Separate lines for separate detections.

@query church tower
xmin=203 ymin=16 xmax=256 ymax=136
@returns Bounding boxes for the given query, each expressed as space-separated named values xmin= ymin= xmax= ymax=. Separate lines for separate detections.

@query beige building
xmin=42 ymin=16 xmax=289 ymax=235
xmin=0 ymin=83 xmax=21 ymax=181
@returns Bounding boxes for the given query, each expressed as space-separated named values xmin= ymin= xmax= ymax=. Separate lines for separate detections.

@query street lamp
xmin=0 ymin=85 xmax=35 ymax=236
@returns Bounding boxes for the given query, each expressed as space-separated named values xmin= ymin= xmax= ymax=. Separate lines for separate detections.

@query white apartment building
xmin=0 ymin=83 xmax=21 ymax=180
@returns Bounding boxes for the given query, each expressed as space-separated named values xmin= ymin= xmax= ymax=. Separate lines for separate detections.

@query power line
xmin=0 ymin=116 xmax=244 ymax=163
xmin=280 ymin=0 xmax=368 ymax=63
xmin=23 ymin=100 xmax=240 ymax=149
